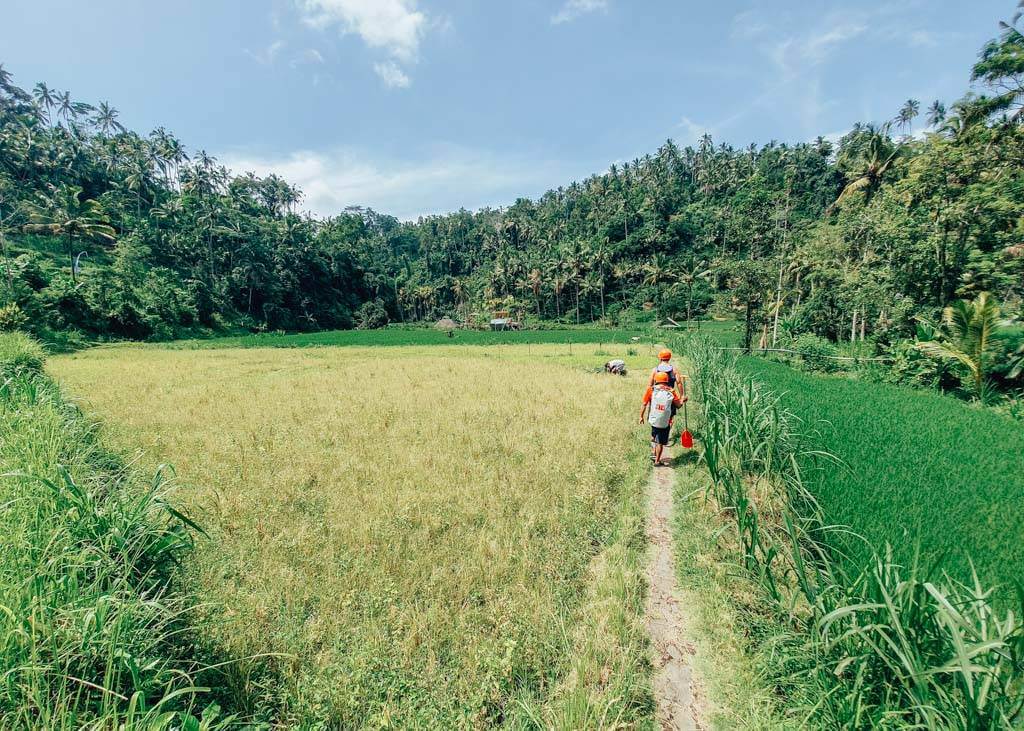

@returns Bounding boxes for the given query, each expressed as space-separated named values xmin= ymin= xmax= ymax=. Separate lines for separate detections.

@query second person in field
xmin=640 ymin=371 xmax=684 ymax=466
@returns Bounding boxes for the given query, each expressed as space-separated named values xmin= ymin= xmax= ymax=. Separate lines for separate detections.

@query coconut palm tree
xmin=916 ymin=292 xmax=1010 ymax=401
xmin=92 ymin=102 xmax=124 ymax=135
xmin=677 ymin=256 xmax=711 ymax=324
xmin=55 ymin=90 xmax=75 ymax=125
xmin=926 ymin=100 xmax=946 ymax=128
xmin=829 ymin=126 xmax=902 ymax=212
xmin=896 ymin=98 xmax=920 ymax=134
xmin=23 ymin=184 xmax=115 ymax=282
xmin=32 ymin=82 xmax=56 ymax=125
xmin=642 ymin=253 xmax=676 ymax=309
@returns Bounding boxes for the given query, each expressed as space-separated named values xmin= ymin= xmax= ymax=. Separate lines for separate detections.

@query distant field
xmin=153 ymin=320 xmax=741 ymax=351
xmin=52 ymin=342 xmax=656 ymax=727
xmin=739 ymin=357 xmax=1024 ymax=601
xmin=163 ymin=327 xmax=649 ymax=349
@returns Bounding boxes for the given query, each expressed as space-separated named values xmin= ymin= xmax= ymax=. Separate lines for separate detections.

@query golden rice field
xmin=51 ymin=343 xmax=655 ymax=728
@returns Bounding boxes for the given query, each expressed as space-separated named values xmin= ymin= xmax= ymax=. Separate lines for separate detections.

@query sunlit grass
xmin=738 ymin=356 xmax=1024 ymax=604
xmin=51 ymin=342 xmax=658 ymax=726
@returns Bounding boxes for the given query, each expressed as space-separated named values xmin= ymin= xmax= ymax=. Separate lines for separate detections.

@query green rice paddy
xmin=739 ymin=356 xmax=1024 ymax=603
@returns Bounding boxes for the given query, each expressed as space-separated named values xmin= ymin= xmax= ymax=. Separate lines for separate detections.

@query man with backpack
xmin=648 ymin=349 xmax=684 ymax=398
xmin=639 ymin=371 xmax=685 ymax=466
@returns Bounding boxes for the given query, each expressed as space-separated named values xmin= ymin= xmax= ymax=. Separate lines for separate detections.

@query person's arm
xmin=649 ymin=368 xmax=657 ymax=387
xmin=639 ymin=387 xmax=652 ymax=424
xmin=677 ymin=370 xmax=688 ymax=401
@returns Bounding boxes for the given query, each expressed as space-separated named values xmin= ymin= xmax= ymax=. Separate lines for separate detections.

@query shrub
xmin=792 ymin=333 xmax=840 ymax=373
xmin=355 ymin=299 xmax=389 ymax=330
xmin=0 ymin=331 xmax=45 ymax=376
xmin=884 ymin=338 xmax=947 ymax=388
xmin=0 ymin=302 xmax=27 ymax=332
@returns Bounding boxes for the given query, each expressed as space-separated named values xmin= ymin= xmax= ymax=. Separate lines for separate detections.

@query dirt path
xmin=645 ymin=448 xmax=706 ymax=730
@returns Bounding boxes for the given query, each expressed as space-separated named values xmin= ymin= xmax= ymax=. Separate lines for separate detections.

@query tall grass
xmin=52 ymin=342 xmax=655 ymax=726
xmin=0 ymin=333 xmax=228 ymax=729
xmin=680 ymin=334 xmax=1024 ymax=728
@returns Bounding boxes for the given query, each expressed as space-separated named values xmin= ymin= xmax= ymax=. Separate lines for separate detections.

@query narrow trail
xmin=645 ymin=447 xmax=706 ymax=730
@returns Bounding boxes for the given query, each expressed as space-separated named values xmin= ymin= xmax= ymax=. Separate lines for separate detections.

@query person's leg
xmin=653 ymin=426 xmax=670 ymax=465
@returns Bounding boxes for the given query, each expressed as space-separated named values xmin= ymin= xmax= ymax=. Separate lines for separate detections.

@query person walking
xmin=640 ymin=371 xmax=685 ymax=466
xmin=649 ymin=349 xmax=685 ymax=398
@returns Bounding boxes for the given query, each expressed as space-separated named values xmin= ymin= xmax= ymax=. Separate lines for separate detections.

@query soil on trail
xmin=645 ymin=448 xmax=707 ymax=730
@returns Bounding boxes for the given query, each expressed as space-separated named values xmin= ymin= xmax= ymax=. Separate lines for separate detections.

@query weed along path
xmin=645 ymin=448 xmax=706 ymax=730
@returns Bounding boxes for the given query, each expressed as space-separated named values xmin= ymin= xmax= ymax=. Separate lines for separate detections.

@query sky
xmin=1 ymin=0 xmax=1011 ymax=219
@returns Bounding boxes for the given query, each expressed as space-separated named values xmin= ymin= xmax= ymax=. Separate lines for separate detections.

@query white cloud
xmin=295 ymin=0 xmax=427 ymax=87
xmin=296 ymin=0 xmax=426 ymax=60
xmin=551 ymin=0 xmax=609 ymax=25
xmin=677 ymin=116 xmax=712 ymax=144
xmin=730 ymin=8 xmax=768 ymax=40
xmin=303 ymin=48 xmax=325 ymax=64
xmin=374 ymin=60 xmax=410 ymax=88
xmin=245 ymin=40 xmax=286 ymax=66
xmin=289 ymin=48 xmax=326 ymax=69
xmin=218 ymin=145 xmax=582 ymax=220
xmin=771 ymin=22 xmax=866 ymax=75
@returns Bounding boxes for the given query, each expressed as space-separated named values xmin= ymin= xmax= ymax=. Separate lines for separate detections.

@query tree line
xmin=0 ymin=15 xmax=1022 ymax=359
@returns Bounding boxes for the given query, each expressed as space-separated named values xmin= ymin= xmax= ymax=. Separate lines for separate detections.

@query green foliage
xmin=0 ymin=331 xmax=44 ymax=376
xmin=165 ymin=326 xmax=649 ymax=350
xmin=738 ymin=356 xmax=1024 ymax=607
xmin=0 ymin=337 xmax=232 ymax=728
xmin=2 ymin=30 xmax=1024 ymax=383
xmin=683 ymin=334 xmax=1024 ymax=728
xmin=354 ymin=299 xmax=389 ymax=329
xmin=0 ymin=302 xmax=26 ymax=331
xmin=916 ymin=292 xmax=1012 ymax=401
xmin=790 ymin=333 xmax=840 ymax=372
xmin=884 ymin=338 xmax=948 ymax=388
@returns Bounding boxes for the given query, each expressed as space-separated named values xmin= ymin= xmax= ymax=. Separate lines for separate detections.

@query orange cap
xmin=654 ymin=372 xmax=670 ymax=383
xmin=658 ymin=349 xmax=672 ymax=361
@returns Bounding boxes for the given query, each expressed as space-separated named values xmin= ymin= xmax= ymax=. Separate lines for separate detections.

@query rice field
xmin=50 ymin=342 xmax=658 ymax=727
xmin=164 ymin=327 xmax=650 ymax=350
xmin=150 ymin=320 xmax=740 ymax=352
xmin=738 ymin=356 xmax=1024 ymax=603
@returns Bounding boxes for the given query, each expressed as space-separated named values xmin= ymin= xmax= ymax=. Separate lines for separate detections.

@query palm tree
xmin=916 ymin=292 xmax=1010 ymax=401
xmin=55 ymin=90 xmax=75 ymax=125
xmin=32 ymin=82 xmax=56 ymax=125
xmin=551 ymin=272 xmax=567 ymax=318
xmin=677 ymin=257 xmax=711 ymax=324
xmin=590 ymin=243 xmax=611 ymax=319
xmin=926 ymin=100 xmax=946 ymax=128
xmin=92 ymin=102 xmax=124 ymax=135
xmin=829 ymin=127 xmax=902 ymax=212
xmin=642 ymin=253 xmax=676 ymax=310
xmin=896 ymin=98 xmax=920 ymax=135
xmin=580 ymin=273 xmax=602 ymax=321
xmin=528 ymin=268 xmax=543 ymax=315
xmin=0 ymin=178 xmax=17 ymax=293
xmin=23 ymin=185 xmax=115 ymax=282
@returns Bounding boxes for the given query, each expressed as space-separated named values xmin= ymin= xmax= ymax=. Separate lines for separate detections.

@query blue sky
xmin=1 ymin=0 xmax=1009 ymax=219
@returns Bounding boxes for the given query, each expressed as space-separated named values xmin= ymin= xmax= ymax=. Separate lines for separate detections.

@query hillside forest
xmin=1 ymin=15 xmax=1022 ymax=399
